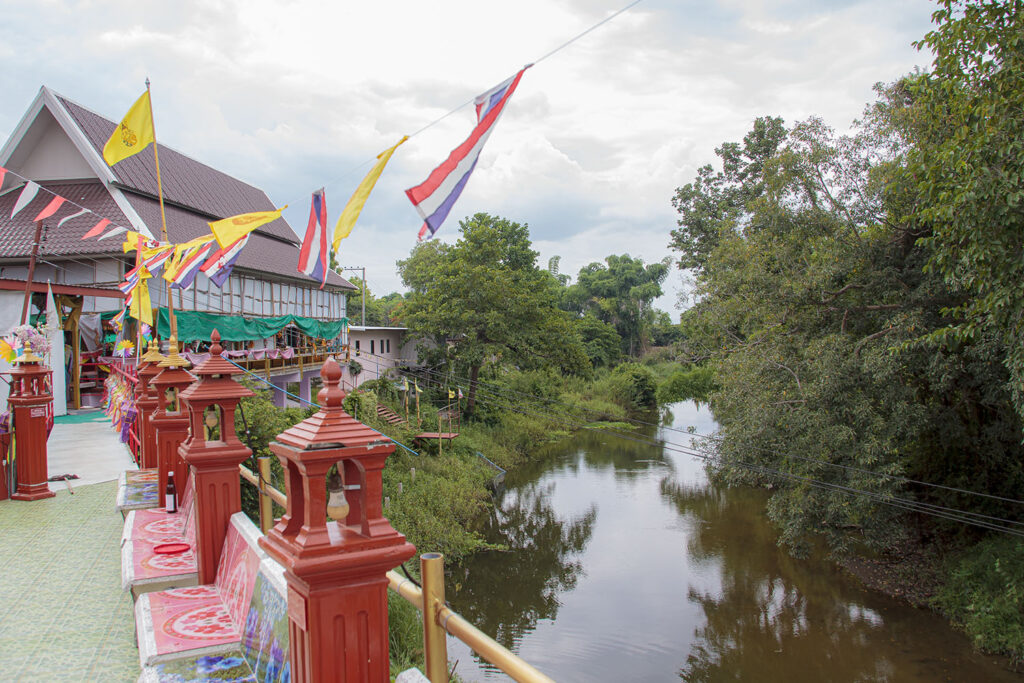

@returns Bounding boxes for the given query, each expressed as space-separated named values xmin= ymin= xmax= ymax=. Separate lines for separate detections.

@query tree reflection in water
xmin=662 ymin=478 xmax=905 ymax=682
xmin=449 ymin=476 xmax=597 ymax=650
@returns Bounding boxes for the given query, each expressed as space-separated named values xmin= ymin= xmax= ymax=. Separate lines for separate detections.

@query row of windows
xmin=354 ymin=338 xmax=391 ymax=355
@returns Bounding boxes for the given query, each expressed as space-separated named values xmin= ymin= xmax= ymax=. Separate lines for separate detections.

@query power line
xmin=391 ymin=366 xmax=1024 ymax=537
xmin=388 ymin=357 xmax=1024 ymax=507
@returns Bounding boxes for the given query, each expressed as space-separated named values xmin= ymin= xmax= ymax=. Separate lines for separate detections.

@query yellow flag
xmin=448 ymin=388 xmax=455 ymax=399
xmin=128 ymin=267 xmax=153 ymax=326
xmin=333 ymin=136 xmax=408 ymax=251
xmin=163 ymin=234 xmax=215 ymax=281
xmin=210 ymin=208 xmax=286 ymax=248
xmin=122 ymin=231 xmax=148 ymax=254
xmin=103 ymin=91 xmax=156 ymax=166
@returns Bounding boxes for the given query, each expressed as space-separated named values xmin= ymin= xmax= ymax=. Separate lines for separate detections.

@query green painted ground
xmin=53 ymin=411 xmax=107 ymax=425
xmin=0 ymin=481 xmax=139 ymax=681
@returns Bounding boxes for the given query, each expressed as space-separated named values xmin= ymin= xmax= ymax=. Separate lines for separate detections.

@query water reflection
xmin=447 ymin=402 xmax=1020 ymax=682
xmin=450 ymin=475 xmax=597 ymax=648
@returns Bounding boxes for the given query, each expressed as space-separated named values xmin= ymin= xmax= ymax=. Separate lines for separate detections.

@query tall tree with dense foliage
xmin=561 ymin=254 xmax=671 ymax=356
xmin=670 ymin=96 xmax=1024 ymax=557
xmin=397 ymin=213 xmax=589 ymax=414
xmin=908 ymin=0 xmax=1024 ymax=422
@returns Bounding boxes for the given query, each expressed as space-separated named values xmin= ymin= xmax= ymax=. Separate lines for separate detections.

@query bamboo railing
xmin=238 ymin=461 xmax=555 ymax=683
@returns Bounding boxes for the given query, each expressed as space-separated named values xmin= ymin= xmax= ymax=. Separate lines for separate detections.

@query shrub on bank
xmin=933 ymin=537 xmax=1024 ymax=664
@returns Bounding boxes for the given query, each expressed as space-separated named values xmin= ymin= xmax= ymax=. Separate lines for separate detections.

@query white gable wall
xmin=10 ymin=108 xmax=96 ymax=182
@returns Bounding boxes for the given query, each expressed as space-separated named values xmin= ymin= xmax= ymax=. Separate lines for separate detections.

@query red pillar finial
xmin=260 ymin=357 xmax=415 ymax=682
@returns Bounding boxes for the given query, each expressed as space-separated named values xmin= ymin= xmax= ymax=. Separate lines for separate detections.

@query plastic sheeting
xmin=156 ymin=309 xmax=347 ymax=342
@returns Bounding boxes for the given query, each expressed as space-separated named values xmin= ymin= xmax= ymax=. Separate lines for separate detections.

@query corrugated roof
xmin=0 ymin=181 xmax=130 ymax=258
xmin=56 ymin=94 xmax=300 ymax=245
xmin=0 ymin=91 xmax=354 ymax=291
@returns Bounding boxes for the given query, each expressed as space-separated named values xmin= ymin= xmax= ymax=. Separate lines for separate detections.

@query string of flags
xmin=2 ymin=63 xmax=533 ymax=330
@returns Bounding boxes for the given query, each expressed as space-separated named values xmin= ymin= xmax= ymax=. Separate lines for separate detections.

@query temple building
xmin=0 ymin=86 xmax=355 ymax=412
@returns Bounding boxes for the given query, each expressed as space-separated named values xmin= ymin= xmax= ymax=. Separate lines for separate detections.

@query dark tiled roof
xmin=56 ymin=95 xmax=299 ymax=245
xmin=0 ymin=181 xmax=129 ymax=258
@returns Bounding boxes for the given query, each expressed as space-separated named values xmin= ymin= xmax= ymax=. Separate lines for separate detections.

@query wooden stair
xmin=376 ymin=404 xmax=407 ymax=426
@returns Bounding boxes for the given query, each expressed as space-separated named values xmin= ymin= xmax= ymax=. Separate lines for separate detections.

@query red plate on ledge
xmin=153 ymin=542 xmax=190 ymax=555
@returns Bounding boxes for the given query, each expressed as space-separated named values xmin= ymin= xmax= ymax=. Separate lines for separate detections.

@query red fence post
xmin=149 ymin=341 xmax=194 ymax=507
xmin=9 ymin=345 xmax=55 ymax=501
xmin=178 ymin=330 xmax=253 ymax=584
xmin=260 ymin=357 xmax=415 ymax=683
xmin=136 ymin=343 xmax=165 ymax=470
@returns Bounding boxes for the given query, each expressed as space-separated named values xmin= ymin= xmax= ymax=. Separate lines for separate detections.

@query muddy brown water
xmin=444 ymin=401 xmax=1020 ymax=682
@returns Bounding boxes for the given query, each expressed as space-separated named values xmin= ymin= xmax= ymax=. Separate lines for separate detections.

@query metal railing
xmin=238 ymin=460 xmax=555 ymax=683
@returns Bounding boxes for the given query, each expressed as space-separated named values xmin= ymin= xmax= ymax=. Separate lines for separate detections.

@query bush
xmin=933 ymin=537 xmax=1024 ymax=664
xmin=657 ymin=364 xmax=717 ymax=404
xmin=602 ymin=362 xmax=658 ymax=409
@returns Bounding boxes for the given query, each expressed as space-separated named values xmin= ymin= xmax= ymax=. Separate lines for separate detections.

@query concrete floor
xmin=0 ymin=411 xmax=141 ymax=681
xmin=0 ymin=480 xmax=139 ymax=681
xmin=48 ymin=410 xmax=136 ymax=489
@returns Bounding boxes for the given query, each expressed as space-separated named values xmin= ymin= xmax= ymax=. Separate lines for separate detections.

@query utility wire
xmin=396 ymin=366 xmax=1024 ymax=536
xmin=385 ymin=356 xmax=1024 ymax=507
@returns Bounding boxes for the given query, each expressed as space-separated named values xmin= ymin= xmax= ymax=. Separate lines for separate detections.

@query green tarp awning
xmin=156 ymin=309 xmax=348 ymax=342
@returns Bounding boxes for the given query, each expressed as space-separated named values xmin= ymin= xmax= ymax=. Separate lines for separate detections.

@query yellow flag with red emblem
xmin=103 ymin=91 xmax=155 ymax=166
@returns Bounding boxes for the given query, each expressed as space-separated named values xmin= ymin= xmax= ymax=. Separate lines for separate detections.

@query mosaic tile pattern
xmin=0 ymin=481 xmax=140 ymax=681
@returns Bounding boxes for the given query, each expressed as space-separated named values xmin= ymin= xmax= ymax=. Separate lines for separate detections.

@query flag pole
xmin=144 ymin=79 xmax=185 ymax=366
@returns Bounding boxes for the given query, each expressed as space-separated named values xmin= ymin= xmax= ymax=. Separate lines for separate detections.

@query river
xmin=444 ymin=401 xmax=1020 ymax=682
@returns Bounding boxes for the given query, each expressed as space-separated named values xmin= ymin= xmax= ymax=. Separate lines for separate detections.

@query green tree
xmin=669 ymin=116 xmax=787 ymax=274
xmin=562 ymin=254 xmax=671 ymax=356
xmin=909 ymin=0 xmax=1024 ymax=423
xmin=343 ymin=276 xmax=405 ymax=327
xmin=397 ymin=213 xmax=590 ymax=414
xmin=671 ymin=98 xmax=1024 ymax=556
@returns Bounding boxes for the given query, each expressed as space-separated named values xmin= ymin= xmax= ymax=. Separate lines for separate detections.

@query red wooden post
xmin=260 ymin=356 xmax=415 ymax=683
xmin=9 ymin=344 xmax=55 ymax=501
xmin=178 ymin=330 xmax=254 ymax=584
xmin=135 ymin=342 xmax=165 ymax=470
xmin=149 ymin=340 xmax=194 ymax=507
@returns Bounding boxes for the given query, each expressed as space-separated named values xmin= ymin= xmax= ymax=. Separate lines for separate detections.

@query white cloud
xmin=0 ymin=0 xmax=936 ymax=321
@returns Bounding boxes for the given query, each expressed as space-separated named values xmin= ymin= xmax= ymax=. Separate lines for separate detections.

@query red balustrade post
xmin=178 ymin=330 xmax=253 ymax=584
xmin=9 ymin=344 xmax=55 ymax=501
xmin=149 ymin=341 xmax=194 ymax=507
xmin=260 ymin=357 xmax=415 ymax=683
xmin=136 ymin=342 xmax=165 ymax=470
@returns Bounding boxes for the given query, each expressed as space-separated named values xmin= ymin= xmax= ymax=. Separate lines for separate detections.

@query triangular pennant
xmin=11 ymin=181 xmax=40 ymax=219
xmin=98 ymin=225 xmax=128 ymax=240
xmin=82 ymin=218 xmax=111 ymax=239
xmin=63 ymin=208 xmax=90 ymax=230
xmin=0 ymin=167 xmax=7 ymax=187
xmin=32 ymin=195 xmax=66 ymax=222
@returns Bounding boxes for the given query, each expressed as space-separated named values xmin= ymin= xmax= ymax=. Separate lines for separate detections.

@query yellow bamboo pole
xmin=144 ymin=79 xmax=184 ymax=365
xmin=421 ymin=553 xmax=448 ymax=682
xmin=257 ymin=455 xmax=274 ymax=533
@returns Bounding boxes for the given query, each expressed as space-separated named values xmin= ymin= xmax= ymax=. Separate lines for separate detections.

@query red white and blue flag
xmin=201 ymin=235 xmax=248 ymax=288
xmin=406 ymin=66 xmax=529 ymax=240
xmin=169 ymin=243 xmax=213 ymax=290
xmin=298 ymin=188 xmax=328 ymax=288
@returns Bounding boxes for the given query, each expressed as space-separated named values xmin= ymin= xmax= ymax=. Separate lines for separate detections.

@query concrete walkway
xmin=0 ymin=480 xmax=139 ymax=681
xmin=48 ymin=410 xmax=136 ymax=488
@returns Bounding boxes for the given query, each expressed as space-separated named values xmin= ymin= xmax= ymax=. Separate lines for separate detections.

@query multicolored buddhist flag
xmin=209 ymin=207 xmax=286 ymax=249
xmin=102 ymin=90 xmax=156 ymax=166
xmin=201 ymin=234 xmax=248 ymax=288
xmin=334 ymin=136 xmax=408 ymax=251
xmin=163 ymin=235 xmax=215 ymax=286
xmin=298 ymin=188 xmax=328 ymax=288
xmin=405 ymin=67 xmax=529 ymax=240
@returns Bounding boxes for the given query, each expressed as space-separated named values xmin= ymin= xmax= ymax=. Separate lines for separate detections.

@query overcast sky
xmin=0 ymin=0 xmax=937 ymax=318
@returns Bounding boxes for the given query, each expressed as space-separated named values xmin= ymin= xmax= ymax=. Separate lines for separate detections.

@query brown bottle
xmin=165 ymin=471 xmax=177 ymax=513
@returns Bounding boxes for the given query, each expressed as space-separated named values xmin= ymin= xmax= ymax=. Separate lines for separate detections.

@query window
xmin=386 ymin=339 xmax=391 ymax=354
xmin=370 ymin=339 xmax=375 ymax=355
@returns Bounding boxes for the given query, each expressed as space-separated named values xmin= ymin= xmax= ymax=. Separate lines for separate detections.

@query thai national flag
xmin=406 ymin=66 xmax=529 ymax=240
xmin=169 ymin=244 xmax=213 ymax=290
xmin=298 ymin=188 xmax=328 ymax=288
xmin=201 ymin=235 xmax=248 ymax=288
